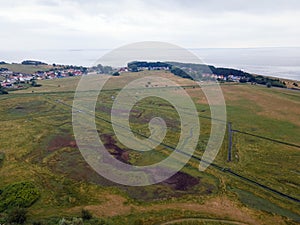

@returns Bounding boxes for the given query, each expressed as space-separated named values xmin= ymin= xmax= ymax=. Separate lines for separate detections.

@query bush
xmin=0 ymin=88 xmax=8 ymax=95
xmin=271 ymin=80 xmax=286 ymax=88
xmin=31 ymin=80 xmax=42 ymax=87
xmin=239 ymin=78 xmax=248 ymax=83
xmin=81 ymin=209 xmax=92 ymax=220
xmin=133 ymin=219 xmax=144 ymax=225
xmin=0 ymin=152 xmax=4 ymax=165
xmin=0 ymin=181 xmax=40 ymax=212
xmin=6 ymin=208 xmax=27 ymax=224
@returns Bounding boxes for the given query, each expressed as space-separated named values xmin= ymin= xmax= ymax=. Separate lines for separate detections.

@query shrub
xmin=133 ymin=219 xmax=144 ymax=225
xmin=239 ymin=78 xmax=248 ymax=83
xmin=6 ymin=208 xmax=27 ymax=224
xmin=0 ymin=181 xmax=40 ymax=212
xmin=81 ymin=209 xmax=93 ymax=220
xmin=0 ymin=152 xmax=4 ymax=165
xmin=0 ymin=88 xmax=8 ymax=95
xmin=271 ymin=80 xmax=286 ymax=88
xmin=31 ymin=80 xmax=42 ymax=87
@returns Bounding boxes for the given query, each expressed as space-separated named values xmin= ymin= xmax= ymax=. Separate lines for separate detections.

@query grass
xmin=0 ymin=63 xmax=54 ymax=74
xmin=229 ymin=187 xmax=300 ymax=221
xmin=162 ymin=220 xmax=244 ymax=225
xmin=0 ymin=181 xmax=40 ymax=212
xmin=0 ymin=70 xmax=299 ymax=224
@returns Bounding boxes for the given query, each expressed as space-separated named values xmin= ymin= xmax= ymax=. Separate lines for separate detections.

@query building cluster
xmin=0 ymin=67 xmax=85 ymax=88
xmin=34 ymin=68 xmax=85 ymax=80
xmin=0 ymin=69 xmax=32 ymax=88
xmin=203 ymin=74 xmax=245 ymax=82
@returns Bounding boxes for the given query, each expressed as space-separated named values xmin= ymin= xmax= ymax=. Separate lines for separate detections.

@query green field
xmin=0 ymin=63 xmax=54 ymax=74
xmin=0 ymin=71 xmax=299 ymax=224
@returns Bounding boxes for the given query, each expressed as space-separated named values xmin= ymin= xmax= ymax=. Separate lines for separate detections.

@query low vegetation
xmin=0 ymin=63 xmax=53 ymax=74
xmin=0 ymin=152 xmax=4 ymax=165
xmin=0 ymin=181 xmax=40 ymax=212
xmin=0 ymin=86 xmax=8 ymax=94
xmin=0 ymin=70 xmax=299 ymax=224
xmin=6 ymin=207 xmax=28 ymax=224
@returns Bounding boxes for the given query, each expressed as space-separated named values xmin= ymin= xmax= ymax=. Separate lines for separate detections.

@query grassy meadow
xmin=0 ymin=71 xmax=299 ymax=224
xmin=0 ymin=63 xmax=54 ymax=74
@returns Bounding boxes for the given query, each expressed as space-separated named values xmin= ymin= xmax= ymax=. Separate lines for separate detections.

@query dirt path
xmin=67 ymin=195 xmax=289 ymax=225
xmin=136 ymin=197 xmax=259 ymax=225
xmin=160 ymin=218 xmax=248 ymax=225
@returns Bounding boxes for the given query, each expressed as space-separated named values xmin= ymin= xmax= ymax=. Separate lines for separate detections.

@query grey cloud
xmin=135 ymin=0 xmax=300 ymax=16
xmin=57 ymin=0 xmax=300 ymax=14
xmin=0 ymin=0 xmax=299 ymax=50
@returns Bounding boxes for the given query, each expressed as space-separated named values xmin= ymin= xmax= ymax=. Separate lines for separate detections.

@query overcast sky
xmin=1 ymin=0 xmax=300 ymax=50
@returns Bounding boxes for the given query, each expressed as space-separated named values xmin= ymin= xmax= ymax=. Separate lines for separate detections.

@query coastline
xmin=1 ymin=60 xmax=299 ymax=92
xmin=251 ymin=73 xmax=300 ymax=90
xmin=1 ymin=47 xmax=300 ymax=81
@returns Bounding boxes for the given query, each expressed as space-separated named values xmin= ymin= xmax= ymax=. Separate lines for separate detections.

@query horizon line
xmin=1 ymin=46 xmax=300 ymax=52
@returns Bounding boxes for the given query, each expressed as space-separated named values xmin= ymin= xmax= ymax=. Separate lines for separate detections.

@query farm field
xmin=0 ymin=70 xmax=299 ymax=224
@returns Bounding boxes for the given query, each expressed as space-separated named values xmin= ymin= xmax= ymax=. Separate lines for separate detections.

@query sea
xmin=1 ymin=47 xmax=300 ymax=81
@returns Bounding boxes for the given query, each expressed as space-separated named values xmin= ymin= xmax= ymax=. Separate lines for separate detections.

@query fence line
xmin=232 ymin=129 xmax=300 ymax=149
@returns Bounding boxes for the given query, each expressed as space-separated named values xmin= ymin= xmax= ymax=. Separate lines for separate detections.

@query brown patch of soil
xmin=47 ymin=135 xmax=77 ymax=152
xmin=161 ymin=171 xmax=199 ymax=191
xmin=67 ymin=195 xmax=287 ymax=225
xmin=100 ymin=134 xmax=130 ymax=164
xmin=67 ymin=193 xmax=132 ymax=217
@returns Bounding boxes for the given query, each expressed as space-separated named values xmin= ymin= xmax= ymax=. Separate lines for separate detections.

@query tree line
xmin=127 ymin=61 xmax=287 ymax=88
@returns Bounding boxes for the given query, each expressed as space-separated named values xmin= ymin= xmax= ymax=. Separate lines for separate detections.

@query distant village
xmin=0 ymin=60 xmax=87 ymax=89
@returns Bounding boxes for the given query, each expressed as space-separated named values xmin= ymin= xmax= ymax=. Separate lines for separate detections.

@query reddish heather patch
xmin=47 ymin=135 xmax=78 ymax=152
xmin=100 ymin=134 xmax=130 ymax=164
xmin=161 ymin=171 xmax=199 ymax=191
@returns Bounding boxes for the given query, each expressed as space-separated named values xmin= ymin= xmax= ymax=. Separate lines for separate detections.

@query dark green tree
xmin=31 ymin=80 xmax=37 ymax=87
xmin=0 ymin=85 xmax=8 ymax=95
